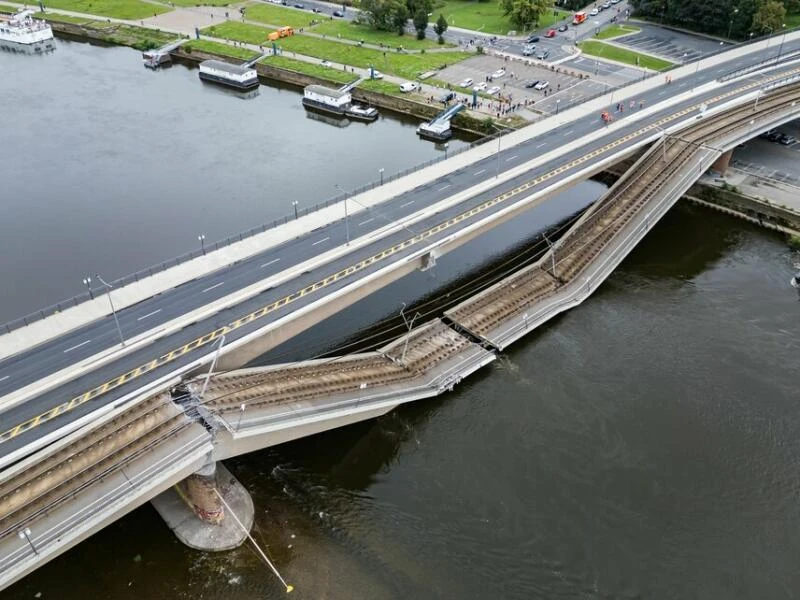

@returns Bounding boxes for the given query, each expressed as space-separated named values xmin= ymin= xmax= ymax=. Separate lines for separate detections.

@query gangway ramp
xmin=417 ymin=103 xmax=465 ymax=141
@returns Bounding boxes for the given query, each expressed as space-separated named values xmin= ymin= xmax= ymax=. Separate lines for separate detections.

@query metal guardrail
xmin=0 ymin=128 xmax=511 ymax=335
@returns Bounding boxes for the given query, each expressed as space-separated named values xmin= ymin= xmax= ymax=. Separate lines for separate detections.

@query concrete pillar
xmin=151 ymin=461 xmax=254 ymax=551
xmin=711 ymin=149 xmax=733 ymax=176
xmin=181 ymin=460 xmax=224 ymax=524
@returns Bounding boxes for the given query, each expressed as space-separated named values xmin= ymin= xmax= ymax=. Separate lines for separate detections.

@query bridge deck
xmin=446 ymin=79 xmax=800 ymax=349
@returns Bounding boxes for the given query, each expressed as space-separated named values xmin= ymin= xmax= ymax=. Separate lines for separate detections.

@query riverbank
xmin=18 ymin=10 xmax=499 ymax=137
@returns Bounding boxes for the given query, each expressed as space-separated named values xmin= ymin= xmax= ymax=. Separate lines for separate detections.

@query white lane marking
xmin=657 ymin=90 xmax=666 ymax=96
xmin=564 ymin=129 xmax=574 ymax=136
xmin=64 ymin=339 xmax=92 ymax=353
xmin=474 ymin=169 xmax=487 ymax=176
xmin=137 ymin=308 xmax=162 ymax=322
xmin=358 ymin=218 xmax=374 ymax=226
xmin=202 ymin=282 xmax=224 ymax=293
xmin=260 ymin=258 xmax=280 ymax=268
xmin=0 ymin=376 xmax=9 ymax=383
xmin=312 ymin=237 xmax=330 ymax=246
xmin=438 ymin=184 xmax=451 ymax=191
xmin=535 ymin=142 xmax=546 ymax=149
xmin=401 ymin=200 xmax=415 ymax=208
xmin=505 ymin=155 xmax=519 ymax=162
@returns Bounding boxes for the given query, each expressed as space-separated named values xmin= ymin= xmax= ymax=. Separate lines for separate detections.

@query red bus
xmin=573 ymin=11 xmax=587 ymax=25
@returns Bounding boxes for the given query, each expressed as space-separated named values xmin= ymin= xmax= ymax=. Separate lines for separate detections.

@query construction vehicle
xmin=267 ymin=26 xmax=294 ymax=41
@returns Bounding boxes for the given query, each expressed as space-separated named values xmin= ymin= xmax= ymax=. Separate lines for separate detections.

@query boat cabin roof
xmin=200 ymin=59 xmax=253 ymax=76
xmin=305 ymin=84 xmax=349 ymax=99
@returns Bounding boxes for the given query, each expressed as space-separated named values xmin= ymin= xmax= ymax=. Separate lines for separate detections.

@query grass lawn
xmin=184 ymin=38 xmax=259 ymax=59
xmin=312 ymin=18 xmax=449 ymax=50
xmin=279 ymin=34 xmax=469 ymax=78
xmin=263 ymin=55 xmax=357 ymax=83
xmin=201 ymin=20 xmax=275 ymax=44
xmin=37 ymin=0 xmax=171 ymax=19
xmin=0 ymin=3 xmax=17 ymax=13
xmin=594 ymin=24 xmax=640 ymax=40
xmin=35 ymin=11 xmax=100 ymax=23
xmin=168 ymin=0 xmax=234 ymax=6
xmin=579 ymin=40 xmax=674 ymax=70
xmin=785 ymin=14 xmax=800 ymax=28
xmin=433 ymin=0 xmax=568 ymax=35
xmin=244 ymin=2 xmax=317 ymax=28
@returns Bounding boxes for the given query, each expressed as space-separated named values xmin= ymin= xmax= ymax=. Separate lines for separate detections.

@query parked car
xmin=526 ymin=34 xmax=540 ymax=43
xmin=534 ymin=80 xmax=549 ymax=90
xmin=545 ymin=29 xmax=556 ymax=38
xmin=602 ymin=1 xmax=611 ymax=8
xmin=399 ymin=81 xmax=419 ymax=92
xmin=589 ymin=7 xmax=599 ymax=15
xmin=558 ymin=24 xmax=568 ymax=32
xmin=536 ymin=49 xmax=550 ymax=60
xmin=487 ymin=85 xmax=501 ymax=95
xmin=491 ymin=68 xmax=506 ymax=78
xmin=320 ymin=59 xmax=331 ymax=67
xmin=779 ymin=134 xmax=797 ymax=145
xmin=440 ymin=91 xmax=456 ymax=103
xmin=293 ymin=2 xmax=305 ymax=8
xmin=767 ymin=130 xmax=783 ymax=142
xmin=473 ymin=82 xmax=488 ymax=91
xmin=458 ymin=77 xmax=474 ymax=87
xmin=524 ymin=79 xmax=539 ymax=88
xmin=522 ymin=44 xmax=536 ymax=56
xmin=369 ymin=69 xmax=384 ymax=79
xmin=332 ymin=9 xmax=344 ymax=16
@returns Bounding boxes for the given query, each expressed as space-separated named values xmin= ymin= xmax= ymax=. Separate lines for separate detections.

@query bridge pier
xmin=150 ymin=458 xmax=253 ymax=551
xmin=711 ymin=149 xmax=734 ymax=176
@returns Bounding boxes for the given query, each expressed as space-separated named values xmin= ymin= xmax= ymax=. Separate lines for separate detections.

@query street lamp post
xmin=378 ymin=167 xmax=384 ymax=185
xmin=292 ymin=200 xmax=299 ymax=219
xmin=495 ymin=133 xmax=501 ymax=178
xmin=778 ymin=23 xmax=787 ymax=57
xmin=444 ymin=143 xmax=449 ymax=159
xmin=727 ymin=7 xmax=738 ymax=40
xmin=96 ymin=273 xmax=125 ymax=347
xmin=18 ymin=528 xmax=37 ymax=555
xmin=334 ymin=184 xmax=349 ymax=245
xmin=198 ymin=234 xmax=206 ymax=255
xmin=555 ymin=99 xmax=560 ymax=114
xmin=82 ymin=276 xmax=94 ymax=299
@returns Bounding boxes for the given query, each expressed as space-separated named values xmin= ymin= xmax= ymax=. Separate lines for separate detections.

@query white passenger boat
xmin=0 ymin=9 xmax=55 ymax=53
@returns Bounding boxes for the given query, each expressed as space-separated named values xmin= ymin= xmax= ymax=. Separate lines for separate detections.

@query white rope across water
xmin=213 ymin=488 xmax=294 ymax=593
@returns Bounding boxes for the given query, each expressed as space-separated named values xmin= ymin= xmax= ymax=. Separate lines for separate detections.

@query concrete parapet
xmin=151 ymin=461 xmax=252 ymax=552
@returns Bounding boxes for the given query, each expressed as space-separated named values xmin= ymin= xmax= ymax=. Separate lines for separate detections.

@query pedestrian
xmin=639 ymin=99 xmax=644 ymax=108
xmin=629 ymin=100 xmax=635 ymax=110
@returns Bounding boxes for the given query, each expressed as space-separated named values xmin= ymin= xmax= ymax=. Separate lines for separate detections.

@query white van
xmin=399 ymin=81 xmax=419 ymax=93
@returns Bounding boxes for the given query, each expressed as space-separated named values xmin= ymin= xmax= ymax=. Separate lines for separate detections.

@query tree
xmin=751 ymin=0 xmax=786 ymax=32
xmin=357 ymin=0 xmax=409 ymax=32
xmin=391 ymin=1 xmax=409 ymax=34
xmin=502 ymin=0 xmax=549 ymax=30
xmin=413 ymin=9 xmax=429 ymax=39
xmin=433 ymin=13 xmax=448 ymax=43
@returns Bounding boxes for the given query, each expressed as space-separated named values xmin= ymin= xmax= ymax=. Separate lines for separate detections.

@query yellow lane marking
xmin=3 ymin=70 xmax=799 ymax=445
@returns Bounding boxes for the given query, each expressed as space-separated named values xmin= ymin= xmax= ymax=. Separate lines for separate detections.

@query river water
xmin=3 ymin=40 xmax=800 ymax=600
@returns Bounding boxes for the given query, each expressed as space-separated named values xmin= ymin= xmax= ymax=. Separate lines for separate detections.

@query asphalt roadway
xmin=2 ymin=40 xmax=800 ymax=462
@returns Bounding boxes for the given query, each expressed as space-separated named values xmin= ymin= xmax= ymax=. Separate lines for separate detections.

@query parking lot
xmin=614 ymin=22 xmax=730 ymax=63
xmin=437 ymin=54 xmax=596 ymax=114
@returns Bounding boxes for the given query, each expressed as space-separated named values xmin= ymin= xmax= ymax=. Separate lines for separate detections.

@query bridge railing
xmin=0 ymin=128 xmax=511 ymax=335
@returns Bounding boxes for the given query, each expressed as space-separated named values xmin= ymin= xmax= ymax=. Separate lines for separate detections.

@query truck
xmin=267 ymin=26 xmax=294 ymax=41
xmin=572 ymin=11 xmax=587 ymax=25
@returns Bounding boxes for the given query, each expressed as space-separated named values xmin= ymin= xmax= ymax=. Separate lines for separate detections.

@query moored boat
xmin=198 ymin=59 xmax=259 ymax=91
xmin=0 ymin=9 xmax=55 ymax=53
